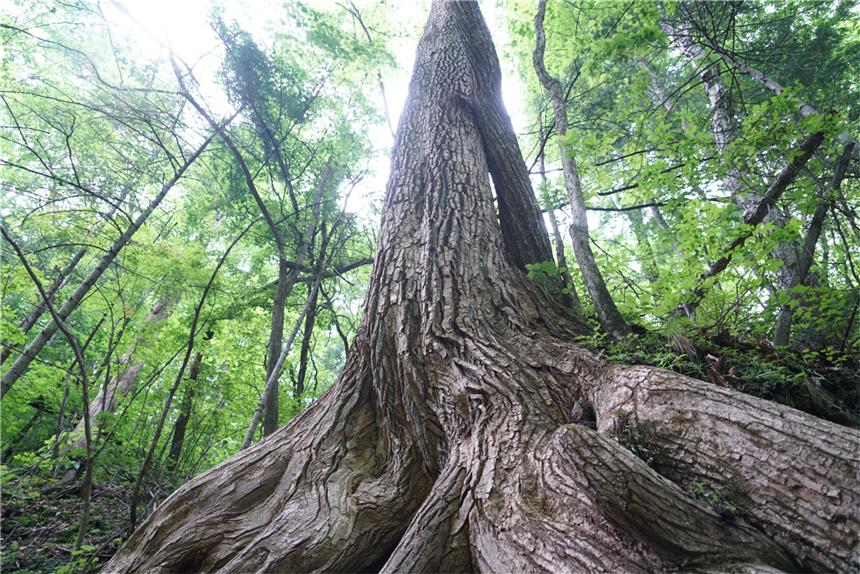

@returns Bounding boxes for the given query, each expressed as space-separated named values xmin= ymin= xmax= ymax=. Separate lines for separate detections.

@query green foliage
xmin=54 ymin=547 xmax=100 ymax=574
xmin=505 ymin=0 xmax=859 ymax=358
xmin=616 ymin=424 xmax=654 ymax=467
xmin=526 ymin=260 xmax=575 ymax=296
xmin=687 ymin=479 xmax=739 ymax=516
xmin=1 ymin=1 xmax=387 ymax=569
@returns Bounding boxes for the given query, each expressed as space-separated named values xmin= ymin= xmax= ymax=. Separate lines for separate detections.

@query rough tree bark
xmin=107 ymin=3 xmax=858 ymax=573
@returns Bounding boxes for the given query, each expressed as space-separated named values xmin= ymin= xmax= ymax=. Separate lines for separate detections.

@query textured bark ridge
xmin=107 ymin=3 xmax=859 ymax=573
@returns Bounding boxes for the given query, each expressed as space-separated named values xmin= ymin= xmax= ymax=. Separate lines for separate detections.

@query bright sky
xmin=100 ymin=0 xmax=530 ymax=217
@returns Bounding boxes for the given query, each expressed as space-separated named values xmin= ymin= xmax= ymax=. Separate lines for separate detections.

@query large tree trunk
xmin=107 ymin=3 xmax=858 ymax=573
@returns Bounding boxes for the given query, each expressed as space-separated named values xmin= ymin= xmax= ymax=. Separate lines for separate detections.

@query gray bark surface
xmin=107 ymin=3 xmax=858 ymax=573
xmin=540 ymin=151 xmax=582 ymax=313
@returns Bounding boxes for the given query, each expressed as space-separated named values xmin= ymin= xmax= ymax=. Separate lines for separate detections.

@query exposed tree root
xmin=106 ymin=2 xmax=859 ymax=572
xmin=108 ymin=358 xmax=431 ymax=573
xmin=380 ymin=448 xmax=471 ymax=574
xmin=594 ymin=365 xmax=860 ymax=572
xmin=109 ymin=326 xmax=858 ymax=573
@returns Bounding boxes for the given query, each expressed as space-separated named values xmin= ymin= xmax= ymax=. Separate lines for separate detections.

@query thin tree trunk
xmin=108 ymin=4 xmax=858 ymax=573
xmin=773 ymin=142 xmax=855 ymax=345
xmin=0 ymin=123 xmax=228 ymax=397
xmin=1 ymin=184 xmax=133 ymax=366
xmin=320 ymin=284 xmax=351 ymax=356
xmin=50 ymin=314 xmax=105 ymax=462
xmin=166 ymin=350 xmax=204 ymax=475
xmin=659 ymin=20 xmax=747 ymax=204
xmin=662 ymin=17 xmax=803 ymax=309
xmin=540 ymin=151 xmax=582 ymax=312
xmin=263 ymin=260 xmax=290 ymax=435
xmin=171 ymin=54 xmax=294 ymax=437
xmin=294 ymin=287 xmax=318 ymax=400
xmin=533 ymin=0 xmax=629 ymax=338
xmin=172 ymin=56 xmax=331 ymax=436
xmin=241 ymin=279 xmax=319 ymax=450
xmin=50 ymin=372 xmax=73 ymax=461
xmin=262 ymin=174 xmax=326 ymax=433
xmin=677 ymin=8 xmax=858 ymax=155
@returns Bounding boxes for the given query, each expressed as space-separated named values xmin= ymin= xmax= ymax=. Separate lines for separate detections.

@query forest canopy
xmin=1 ymin=1 xmax=858 ymax=572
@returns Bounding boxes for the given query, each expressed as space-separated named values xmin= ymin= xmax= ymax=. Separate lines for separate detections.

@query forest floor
xmin=1 ymin=472 xmax=136 ymax=574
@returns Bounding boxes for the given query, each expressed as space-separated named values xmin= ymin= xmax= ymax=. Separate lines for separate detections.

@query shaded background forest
xmin=1 ymin=1 xmax=858 ymax=571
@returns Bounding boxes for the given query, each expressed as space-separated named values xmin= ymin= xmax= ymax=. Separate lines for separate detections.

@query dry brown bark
xmin=107 ymin=3 xmax=858 ymax=573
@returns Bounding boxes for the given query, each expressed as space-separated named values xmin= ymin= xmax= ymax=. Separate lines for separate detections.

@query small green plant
xmin=687 ymin=479 xmax=738 ymax=516
xmin=617 ymin=424 xmax=653 ymax=466
xmin=54 ymin=546 xmax=98 ymax=574
xmin=526 ymin=261 xmax=574 ymax=296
